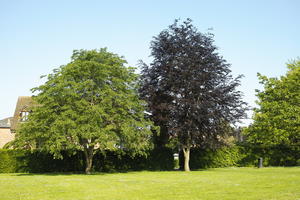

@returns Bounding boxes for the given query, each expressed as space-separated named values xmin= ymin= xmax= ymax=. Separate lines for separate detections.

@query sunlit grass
xmin=0 ymin=167 xmax=299 ymax=200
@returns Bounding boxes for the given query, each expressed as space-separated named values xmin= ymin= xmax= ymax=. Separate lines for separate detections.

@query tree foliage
xmin=246 ymin=60 xmax=300 ymax=146
xmin=13 ymin=49 xmax=155 ymax=173
xmin=139 ymin=19 xmax=246 ymax=171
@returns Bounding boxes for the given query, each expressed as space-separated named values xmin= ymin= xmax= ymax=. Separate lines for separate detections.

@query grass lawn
xmin=0 ymin=167 xmax=299 ymax=200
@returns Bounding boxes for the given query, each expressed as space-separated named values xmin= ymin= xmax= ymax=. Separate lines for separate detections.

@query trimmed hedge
xmin=0 ymin=147 xmax=174 ymax=173
xmin=93 ymin=147 xmax=174 ymax=172
xmin=2 ymin=144 xmax=297 ymax=173
xmin=238 ymin=144 xmax=300 ymax=167
xmin=179 ymin=144 xmax=300 ymax=170
xmin=0 ymin=150 xmax=26 ymax=173
xmin=179 ymin=146 xmax=241 ymax=170
xmin=0 ymin=150 xmax=86 ymax=173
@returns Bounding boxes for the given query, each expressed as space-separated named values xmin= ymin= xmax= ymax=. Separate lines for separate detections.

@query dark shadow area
xmin=14 ymin=169 xmax=181 ymax=176
xmin=15 ymin=172 xmax=110 ymax=176
xmin=0 ymin=147 xmax=175 ymax=173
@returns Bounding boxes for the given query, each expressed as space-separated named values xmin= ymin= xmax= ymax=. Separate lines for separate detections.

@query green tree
xmin=139 ymin=19 xmax=246 ymax=171
xmin=13 ymin=49 xmax=155 ymax=174
xmin=246 ymin=60 xmax=300 ymax=146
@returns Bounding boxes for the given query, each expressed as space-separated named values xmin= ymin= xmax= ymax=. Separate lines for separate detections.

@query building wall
xmin=0 ymin=128 xmax=14 ymax=148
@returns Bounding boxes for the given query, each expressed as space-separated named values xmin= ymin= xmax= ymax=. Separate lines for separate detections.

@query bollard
xmin=258 ymin=157 xmax=263 ymax=168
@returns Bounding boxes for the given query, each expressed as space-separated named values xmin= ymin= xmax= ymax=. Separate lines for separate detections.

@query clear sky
xmin=0 ymin=0 xmax=299 ymax=125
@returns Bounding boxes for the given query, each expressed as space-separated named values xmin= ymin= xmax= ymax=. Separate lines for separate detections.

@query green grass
xmin=0 ymin=167 xmax=299 ymax=200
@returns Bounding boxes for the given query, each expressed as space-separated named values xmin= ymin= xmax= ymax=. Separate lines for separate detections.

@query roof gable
xmin=11 ymin=96 xmax=36 ymax=130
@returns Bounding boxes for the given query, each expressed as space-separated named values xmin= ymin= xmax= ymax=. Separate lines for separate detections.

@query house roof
xmin=11 ymin=96 xmax=36 ymax=130
xmin=0 ymin=117 xmax=12 ymax=128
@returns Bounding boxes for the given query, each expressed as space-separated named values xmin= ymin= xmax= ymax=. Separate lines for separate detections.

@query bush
xmin=0 ymin=150 xmax=27 ymax=173
xmin=25 ymin=151 xmax=85 ymax=173
xmin=250 ymin=144 xmax=300 ymax=167
xmin=179 ymin=144 xmax=300 ymax=170
xmin=0 ymin=147 xmax=174 ymax=173
xmin=92 ymin=147 xmax=174 ymax=172
xmin=179 ymin=146 xmax=240 ymax=170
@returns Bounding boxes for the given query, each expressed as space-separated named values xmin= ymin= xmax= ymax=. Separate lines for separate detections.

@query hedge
xmin=2 ymin=144 xmax=298 ymax=173
xmin=0 ymin=150 xmax=26 ymax=173
xmin=179 ymin=144 xmax=300 ymax=170
xmin=0 ymin=147 xmax=174 ymax=173
xmin=238 ymin=144 xmax=300 ymax=167
xmin=179 ymin=146 xmax=241 ymax=170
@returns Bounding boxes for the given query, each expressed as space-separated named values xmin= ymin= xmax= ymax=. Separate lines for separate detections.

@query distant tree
xmin=139 ymin=19 xmax=247 ymax=171
xmin=13 ymin=49 xmax=154 ymax=174
xmin=245 ymin=60 xmax=300 ymax=146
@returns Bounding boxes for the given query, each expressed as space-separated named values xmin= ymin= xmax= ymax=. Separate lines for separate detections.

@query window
xmin=20 ymin=111 xmax=29 ymax=122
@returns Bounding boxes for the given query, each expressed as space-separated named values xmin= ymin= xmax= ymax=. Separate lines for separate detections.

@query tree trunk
xmin=84 ymin=147 xmax=94 ymax=174
xmin=183 ymin=146 xmax=191 ymax=172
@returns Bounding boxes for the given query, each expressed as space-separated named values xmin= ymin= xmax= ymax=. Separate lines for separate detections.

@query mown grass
xmin=0 ymin=167 xmax=299 ymax=200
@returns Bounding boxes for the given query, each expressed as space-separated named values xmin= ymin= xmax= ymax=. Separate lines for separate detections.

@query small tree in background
xmin=246 ymin=60 xmax=300 ymax=146
xmin=139 ymin=19 xmax=247 ymax=171
xmin=13 ymin=49 xmax=155 ymax=174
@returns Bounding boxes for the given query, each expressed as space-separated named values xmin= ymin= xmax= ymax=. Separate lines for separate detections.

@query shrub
xmin=0 ymin=150 xmax=27 ymax=173
xmin=0 ymin=147 xmax=174 ymax=173
xmin=92 ymin=147 xmax=174 ymax=172
xmin=179 ymin=146 xmax=241 ymax=170
xmin=179 ymin=144 xmax=300 ymax=170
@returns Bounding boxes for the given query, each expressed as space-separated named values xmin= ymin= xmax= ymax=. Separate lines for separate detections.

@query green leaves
xmin=246 ymin=60 xmax=300 ymax=146
xmin=14 ymin=48 xmax=155 ymax=161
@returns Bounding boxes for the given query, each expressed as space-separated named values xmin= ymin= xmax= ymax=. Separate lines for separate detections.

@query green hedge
xmin=179 ymin=146 xmax=241 ymax=169
xmin=238 ymin=144 xmax=300 ymax=167
xmin=179 ymin=144 xmax=300 ymax=170
xmin=3 ymin=144 xmax=297 ymax=173
xmin=0 ymin=150 xmax=26 ymax=173
xmin=93 ymin=147 xmax=174 ymax=172
xmin=0 ymin=150 xmax=86 ymax=173
xmin=0 ymin=147 xmax=174 ymax=173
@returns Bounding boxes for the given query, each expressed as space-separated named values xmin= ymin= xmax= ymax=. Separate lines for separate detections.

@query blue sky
xmin=0 ymin=0 xmax=299 ymax=125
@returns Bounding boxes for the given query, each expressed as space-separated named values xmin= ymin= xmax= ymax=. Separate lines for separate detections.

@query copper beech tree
xmin=139 ymin=19 xmax=247 ymax=171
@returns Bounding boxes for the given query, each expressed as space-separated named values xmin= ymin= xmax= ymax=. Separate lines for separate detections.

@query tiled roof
xmin=0 ymin=117 xmax=12 ymax=128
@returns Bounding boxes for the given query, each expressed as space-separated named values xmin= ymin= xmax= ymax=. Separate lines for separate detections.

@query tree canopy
xmin=245 ymin=60 xmax=300 ymax=146
xmin=139 ymin=19 xmax=247 ymax=171
xmin=13 ymin=49 xmax=155 ymax=174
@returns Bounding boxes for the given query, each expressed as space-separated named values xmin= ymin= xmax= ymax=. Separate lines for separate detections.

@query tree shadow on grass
xmin=14 ymin=169 xmax=153 ymax=176
xmin=14 ymin=168 xmax=216 ymax=176
xmin=15 ymin=171 xmax=125 ymax=176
